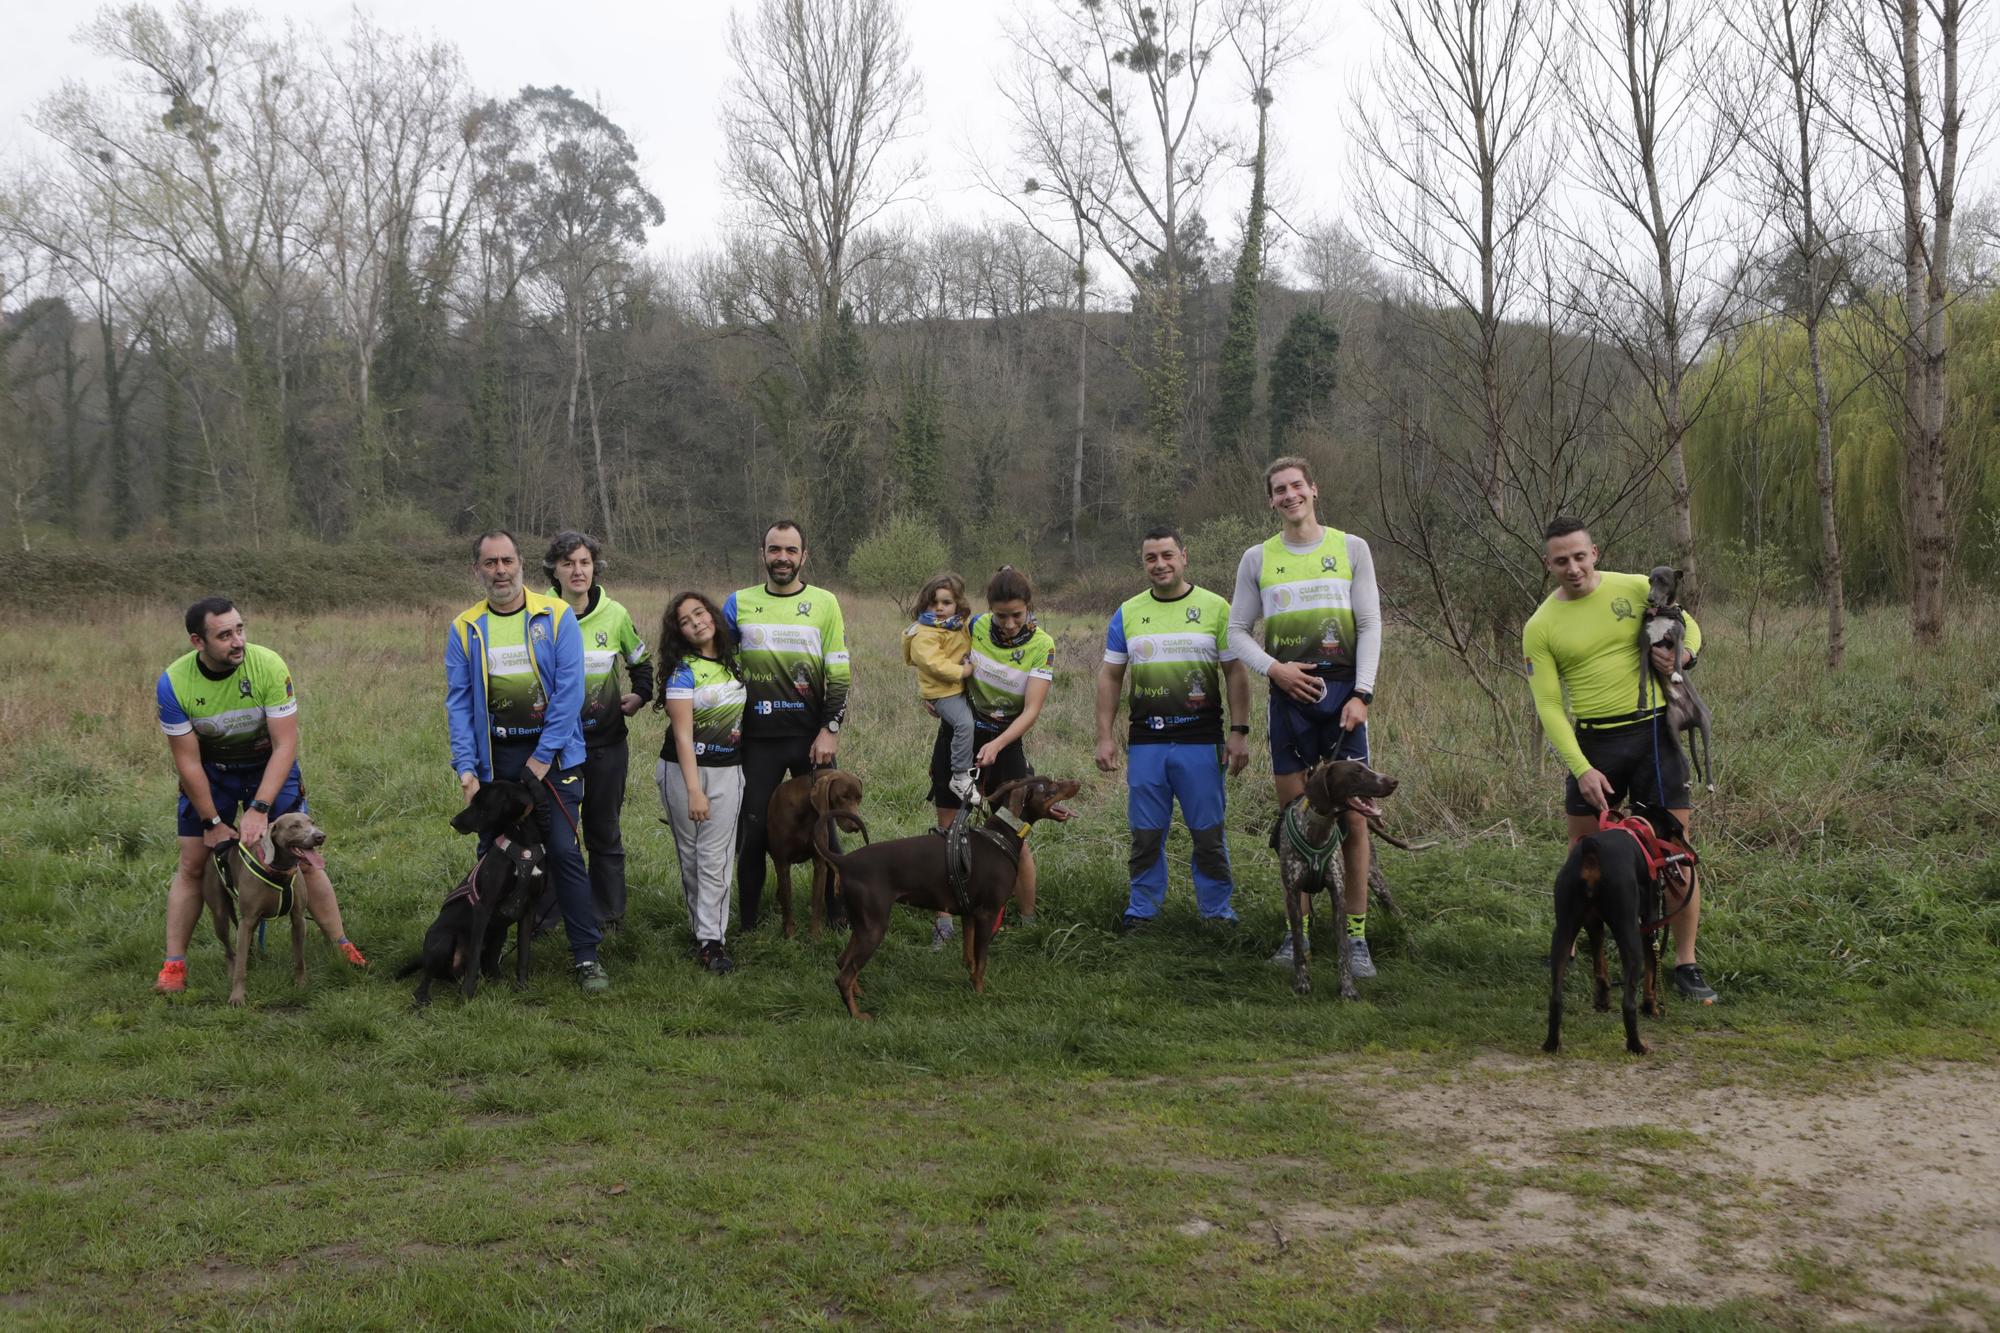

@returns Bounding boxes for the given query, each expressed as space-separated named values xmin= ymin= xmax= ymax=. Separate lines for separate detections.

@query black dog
xmin=1641 ymin=566 xmax=1714 ymax=792
xmin=397 ymin=780 xmax=548 ymax=1007
xmin=1543 ymin=805 xmax=1689 ymax=1056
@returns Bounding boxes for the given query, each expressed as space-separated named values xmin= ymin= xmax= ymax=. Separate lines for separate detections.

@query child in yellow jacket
xmin=903 ymin=572 xmax=978 ymax=803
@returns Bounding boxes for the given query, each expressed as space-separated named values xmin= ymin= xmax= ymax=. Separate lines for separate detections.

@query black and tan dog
xmin=199 ymin=810 xmax=329 ymax=1008
xmin=1542 ymin=805 xmax=1691 ymax=1056
xmin=811 ymin=775 xmax=1080 ymax=1019
xmin=1276 ymin=758 xmax=1402 ymax=1001
xmin=766 ymin=769 xmax=866 ymax=939
xmin=397 ymin=780 xmax=548 ymax=1007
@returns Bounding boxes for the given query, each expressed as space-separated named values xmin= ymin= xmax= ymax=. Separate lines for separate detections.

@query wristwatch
xmin=247 ymin=799 xmax=272 ymax=814
xmin=1229 ymin=724 xmax=1250 ymax=735
xmin=204 ymin=814 xmax=225 ymax=829
xmin=825 ymin=718 xmax=841 ymax=734
xmin=1351 ymin=690 xmax=1374 ymax=705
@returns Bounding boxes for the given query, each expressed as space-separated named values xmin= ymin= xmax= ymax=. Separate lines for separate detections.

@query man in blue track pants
xmin=1095 ymin=527 xmax=1252 ymax=931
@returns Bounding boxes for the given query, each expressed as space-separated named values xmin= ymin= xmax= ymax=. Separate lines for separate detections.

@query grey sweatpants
xmin=657 ymin=759 xmax=744 ymax=944
xmin=933 ymin=692 xmax=976 ymax=774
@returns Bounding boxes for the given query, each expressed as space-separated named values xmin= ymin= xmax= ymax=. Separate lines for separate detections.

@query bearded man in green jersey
xmin=724 ymin=520 xmax=851 ymax=933
xmin=545 ymin=531 xmax=653 ymax=931
xmin=153 ymin=597 xmax=366 ymax=994
xmin=1523 ymin=516 xmax=1717 ymax=1004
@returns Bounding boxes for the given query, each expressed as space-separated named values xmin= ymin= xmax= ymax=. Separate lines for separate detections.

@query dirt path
xmin=1280 ymin=1058 xmax=2000 ymax=1327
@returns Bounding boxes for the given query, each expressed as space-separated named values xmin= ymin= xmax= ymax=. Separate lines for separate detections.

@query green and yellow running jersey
xmin=724 ymin=583 xmax=850 ymax=737
xmin=662 ymin=654 xmax=746 ymax=767
xmin=1103 ymin=585 xmax=1234 ymax=744
xmin=155 ymin=643 xmax=297 ymax=769
xmin=482 ymin=606 xmax=549 ymax=738
xmin=1256 ymin=528 xmax=1358 ymax=676
xmin=966 ymin=613 xmax=1056 ymax=731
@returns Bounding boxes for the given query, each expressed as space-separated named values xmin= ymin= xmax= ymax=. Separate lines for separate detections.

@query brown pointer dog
xmin=766 ymin=769 xmax=866 ymax=939
xmin=198 ymin=810 xmax=328 ymax=1007
xmin=1277 ymin=759 xmax=1402 ymax=1001
xmin=811 ymin=776 xmax=1081 ymax=1019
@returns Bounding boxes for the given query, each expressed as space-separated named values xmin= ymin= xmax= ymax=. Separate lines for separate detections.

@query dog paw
xmin=1292 ymin=975 xmax=1311 ymax=997
xmin=1542 ymin=1038 xmax=1561 ymax=1054
xmin=1628 ymin=1040 xmax=1650 ymax=1056
xmin=1338 ymin=985 xmax=1360 ymax=1002
xmin=510 ymin=979 xmax=528 ymax=992
xmin=227 ymin=994 xmax=247 ymax=1009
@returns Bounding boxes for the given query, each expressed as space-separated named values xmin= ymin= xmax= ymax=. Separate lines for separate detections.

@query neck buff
xmin=918 ymin=610 xmax=965 ymax=630
xmin=989 ymin=615 xmax=1037 ymax=649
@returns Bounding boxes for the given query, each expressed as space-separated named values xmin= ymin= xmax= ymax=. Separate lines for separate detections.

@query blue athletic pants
xmin=1124 ymin=741 xmax=1235 ymax=921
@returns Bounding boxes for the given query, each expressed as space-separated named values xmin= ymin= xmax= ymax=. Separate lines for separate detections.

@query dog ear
xmin=809 ymin=770 xmax=839 ymax=816
xmin=983 ymin=778 xmax=1027 ymax=811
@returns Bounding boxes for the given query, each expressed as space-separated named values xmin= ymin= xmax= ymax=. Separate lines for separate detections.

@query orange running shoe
xmin=338 ymin=941 xmax=368 ymax=968
xmin=154 ymin=959 xmax=188 ymax=994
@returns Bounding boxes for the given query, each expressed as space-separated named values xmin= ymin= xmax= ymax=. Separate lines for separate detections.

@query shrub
xmin=846 ymin=513 xmax=954 ymax=598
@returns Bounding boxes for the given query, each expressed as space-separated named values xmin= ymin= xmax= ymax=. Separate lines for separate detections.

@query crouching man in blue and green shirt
xmin=445 ymin=530 xmax=608 ymax=994
xmin=1095 ymin=527 xmax=1252 ymax=930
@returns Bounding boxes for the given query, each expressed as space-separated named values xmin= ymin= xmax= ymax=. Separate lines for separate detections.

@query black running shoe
xmin=1118 ymin=913 xmax=1153 ymax=935
xmin=699 ymin=941 xmax=737 ymax=975
xmin=1672 ymin=964 xmax=1718 ymax=1004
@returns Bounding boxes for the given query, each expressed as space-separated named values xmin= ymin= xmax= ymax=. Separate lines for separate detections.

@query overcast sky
xmin=0 ymin=0 xmax=1366 ymax=278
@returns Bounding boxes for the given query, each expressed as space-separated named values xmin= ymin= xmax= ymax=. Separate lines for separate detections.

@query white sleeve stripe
xmin=266 ymin=700 xmax=299 ymax=719
xmin=160 ymin=720 xmax=194 ymax=736
xmin=1102 ymin=651 xmax=1129 ymax=664
xmin=663 ymin=687 xmax=695 ymax=700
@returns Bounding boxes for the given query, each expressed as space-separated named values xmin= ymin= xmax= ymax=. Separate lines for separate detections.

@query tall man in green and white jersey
xmin=1226 ymin=456 xmax=1386 ymax=975
xmin=153 ymin=596 xmax=367 ymax=994
xmin=545 ymin=531 xmax=653 ymax=931
xmin=1096 ymin=527 xmax=1252 ymax=928
xmin=723 ymin=519 xmax=851 ymax=933
xmin=1524 ymin=515 xmax=1717 ymax=1004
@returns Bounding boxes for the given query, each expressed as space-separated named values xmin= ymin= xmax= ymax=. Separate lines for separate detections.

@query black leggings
xmin=733 ymin=734 xmax=817 ymax=931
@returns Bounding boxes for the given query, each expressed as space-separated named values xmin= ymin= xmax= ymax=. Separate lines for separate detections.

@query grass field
xmin=2 ymin=585 xmax=1997 ymax=1328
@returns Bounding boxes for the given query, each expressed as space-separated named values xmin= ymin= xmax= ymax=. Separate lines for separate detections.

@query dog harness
xmin=1280 ymin=799 xmax=1345 ymax=891
xmin=444 ymin=833 xmax=542 ymax=909
xmin=212 ymin=842 xmax=300 ymax=918
xmin=942 ymin=805 xmax=1028 ymax=917
xmin=1588 ymin=810 xmax=1698 ymax=933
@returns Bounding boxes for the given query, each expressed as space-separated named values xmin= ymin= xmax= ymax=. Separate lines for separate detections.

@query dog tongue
xmin=295 ymin=847 xmax=326 ymax=872
xmin=1349 ymin=797 xmax=1382 ymax=820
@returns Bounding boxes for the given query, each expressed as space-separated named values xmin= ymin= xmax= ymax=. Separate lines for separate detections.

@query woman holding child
xmin=910 ymin=565 xmax=1055 ymax=943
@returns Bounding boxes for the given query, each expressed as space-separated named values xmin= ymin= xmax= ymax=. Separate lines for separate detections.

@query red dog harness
xmin=1576 ymin=810 xmax=1699 ymax=934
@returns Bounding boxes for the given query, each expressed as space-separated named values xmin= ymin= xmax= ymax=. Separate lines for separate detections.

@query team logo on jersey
xmin=1322 ymin=556 xmax=1339 ymax=572
xmin=239 ymin=678 xmax=253 ymax=698
xmin=595 ymin=631 xmax=608 ymax=648
xmin=796 ymin=600 xmax=812 ymax=616
xmin=1133 ymin=640 xmax=1155 ymax=662
xmin=1010 ymin=650 xmax=1025 ymax=664
xmin=284 ymin=675 xmax=294 ymax=697
xmin=1523 ymin=658 xmax=1534 ymax=676
xmin=531 ymin=623 xmax=548 ymax=643
xmin=1273 ymin=588 xmax=1293 ymax=609
xmin=1610 ymin=598 xmax=1635 ymax=622
xmin=1186 ymin=607 xmax=1202 ymax=623
xmin=742 ymin=626 xmax=766 ymax=649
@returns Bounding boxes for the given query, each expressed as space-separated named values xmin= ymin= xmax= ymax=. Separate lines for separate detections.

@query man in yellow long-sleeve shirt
xmin=1522 ymin=515 xmax=1717 ymax=1004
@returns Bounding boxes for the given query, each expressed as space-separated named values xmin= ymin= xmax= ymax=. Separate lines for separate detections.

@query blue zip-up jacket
xmin=444 ymin=591 xmax=586 ymax=780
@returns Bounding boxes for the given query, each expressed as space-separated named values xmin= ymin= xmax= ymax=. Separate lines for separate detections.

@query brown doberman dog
xmin=198 ymin=811 xmax=328 ymax=1008
xmin=811 ymin=775 xmax=1081 ymax=1019
xmin=765 ymin=769 xmax=865 ymax=939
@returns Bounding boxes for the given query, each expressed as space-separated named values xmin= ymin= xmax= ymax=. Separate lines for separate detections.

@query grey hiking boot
xmin=574 ymin=961 xmax=611 ymax=996
xmin=1673 ymin=964 xmax=1718 ymax=1004
xmin=1347 ymin=937 xmax=1377 ymax=980
xmin=930 ymin=916 xmax=956 ymax=950
xmin=1268 ymin=935 xmax=1305 ymax=966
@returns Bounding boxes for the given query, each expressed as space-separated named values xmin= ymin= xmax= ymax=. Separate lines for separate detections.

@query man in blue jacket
xmin=445 ymin=530 xmax=608 ymax=994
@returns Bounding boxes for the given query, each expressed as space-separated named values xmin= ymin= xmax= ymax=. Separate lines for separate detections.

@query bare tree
xmin=1565 ymin=0 xmax=1749 ymax=606
xmin=295 ymin=14 xmax=476 ymax=507
xmin=1725 ymin=0 xmax=1859 ymax=666
xmin=1353 ymin=0 xmax=1566 ymax=520
xmin=980 ymin=38 xmax=1123 ymax=545
xmin=722 ymin=0 xmax=922 ymax=330
xmin=1825 ymin=0 xmax=1972 ymax=646
xmin=1013 ymin=0 xmax=1238 ymax=464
